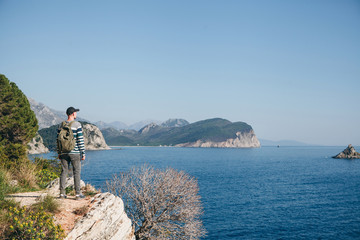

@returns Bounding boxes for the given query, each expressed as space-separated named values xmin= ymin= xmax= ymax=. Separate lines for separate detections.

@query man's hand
xmin=81 ymin=156 xmax=85 ymax=161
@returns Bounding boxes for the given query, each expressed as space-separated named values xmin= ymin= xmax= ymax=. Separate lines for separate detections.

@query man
xmin=57 ymin=107 xmax=86 ymax=199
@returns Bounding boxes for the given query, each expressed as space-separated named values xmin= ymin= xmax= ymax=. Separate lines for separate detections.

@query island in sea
xmin=101 ymin=118 xmax=260 ymax=148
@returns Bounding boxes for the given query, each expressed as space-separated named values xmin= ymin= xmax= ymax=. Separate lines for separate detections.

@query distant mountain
xmin=94 ymin=121 xmax=128 ymax=130
xmin=161 ymin=119 xmax=189 ymax=128
xmin=259 ymin=139 xmax=314 ymax=146
xmin=28 ymin=98 xmax=64 ymax=129
xmin=28 ymin=98 xmax=88 ymax=129
xmin=129 ymin=119 xmax=162 ymax=131
xmin=96 ymin=119 xmax=187 ymax=131
xmin=102 ymin=118 xmax=260 ymax=148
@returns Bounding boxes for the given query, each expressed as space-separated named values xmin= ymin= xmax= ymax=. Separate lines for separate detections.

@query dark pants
xmin=59 ymin=154 xmax=81 ymax=195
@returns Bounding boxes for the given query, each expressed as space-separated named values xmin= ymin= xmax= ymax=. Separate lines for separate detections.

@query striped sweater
xmin=57 ymin=120 xmax=86 ymax=157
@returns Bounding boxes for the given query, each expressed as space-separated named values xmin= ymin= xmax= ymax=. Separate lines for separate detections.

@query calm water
xmin=38 ymin=146 xmax=360 ymax=239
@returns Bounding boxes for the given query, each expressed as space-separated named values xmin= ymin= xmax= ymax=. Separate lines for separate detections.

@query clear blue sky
xmin=1 ymin=0 xmax=359 ymax=146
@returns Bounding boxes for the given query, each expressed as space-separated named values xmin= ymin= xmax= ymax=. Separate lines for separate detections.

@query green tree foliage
xmin=0 ymin=74 xmax=38 ymax=168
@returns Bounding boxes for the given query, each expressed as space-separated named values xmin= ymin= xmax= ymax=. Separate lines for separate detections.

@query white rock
xmin=176 ymin=130 xmax=261 ymax=148
xmin=65 ymin=192 xmax=135 ymax=240
xmin=82 ymin=123 xmax=111 ymax=150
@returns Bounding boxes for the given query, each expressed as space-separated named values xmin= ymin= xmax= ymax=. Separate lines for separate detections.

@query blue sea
xmin=36 ymin=146 xmax=360 ymax=239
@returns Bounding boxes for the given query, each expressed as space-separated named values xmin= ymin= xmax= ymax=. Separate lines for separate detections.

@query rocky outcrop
xmin=139 ymin=123 xmax=159 ymax=134
xmin=82 ymin=123 xmax=111 ymax=150
xmin=333 ymin=144 xmax=360 ymax=159
xmin=176 ymin=130 xmax=261 ymax=148
xmin=65 ymin=192 xmax=135 ymax=240
xmin=27 ymin=132 xmax=49 ymax=154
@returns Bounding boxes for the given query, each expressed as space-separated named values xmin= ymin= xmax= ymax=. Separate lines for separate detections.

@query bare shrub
xmin=106 ymin=165 xmax=206 ymax=240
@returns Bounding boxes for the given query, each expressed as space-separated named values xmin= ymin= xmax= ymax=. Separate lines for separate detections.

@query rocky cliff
xmin=65 ymin=192 xmax=135 ymax=240
xmin=27 ymin=132 xmax=49 ymax=154
xmin=82 ymin=123 xmax=111 ymax=150
xmin=176 ymin=130 xmax=261 ymax=148
xmin=42 ymin=178 xmax=135 ymax=240
xmin=333 ymin=144 xmax=360 ymax=159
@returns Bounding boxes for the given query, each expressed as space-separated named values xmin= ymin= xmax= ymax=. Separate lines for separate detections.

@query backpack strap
xmin=68 ymin=121 xmax=74 ymax=128
xmin=62 ymin=121 xmax=75 ymax=128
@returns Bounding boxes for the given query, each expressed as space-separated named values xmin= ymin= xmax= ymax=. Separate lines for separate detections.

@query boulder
xmin=65 ymin=192 xmax=135 ymax=240
xmin=46 ymin=177 xmax=86 ymax=197
xmin=332 ymin=144 xmax=360 ymax=159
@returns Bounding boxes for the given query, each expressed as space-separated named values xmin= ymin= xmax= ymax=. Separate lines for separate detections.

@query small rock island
xmin=332 ymin=144 xmax=360 ymax=159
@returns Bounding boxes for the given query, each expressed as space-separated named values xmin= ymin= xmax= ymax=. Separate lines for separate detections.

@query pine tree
xmin=0 ymin=74 xmax=38 ymax=168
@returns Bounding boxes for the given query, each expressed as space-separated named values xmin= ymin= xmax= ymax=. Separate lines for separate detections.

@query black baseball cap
xmin=66 ymin=107 xmax=80 ymax=116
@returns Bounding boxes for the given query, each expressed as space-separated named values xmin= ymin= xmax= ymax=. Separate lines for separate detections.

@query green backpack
xmin=57 ymin=121 xmax=76 ymax=154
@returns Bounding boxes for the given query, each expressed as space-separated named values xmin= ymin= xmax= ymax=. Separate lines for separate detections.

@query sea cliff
xmin=176 ymin=130 xmax=260 ymax=148
xmin=82 ymin=123 xmax=111 ymax=150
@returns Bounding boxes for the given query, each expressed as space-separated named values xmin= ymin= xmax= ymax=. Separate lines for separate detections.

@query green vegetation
xmin=0 ymin=74 xmax=65 ymax=239
xmin=0 ymin=74 xmax=38 ymax=169
xmin=34 ymin=157 xmax=61 ymax=188
xmin=38 ymin=124 xmax=58 ymax=151
xmin=4 ymin=205 xmax=65 ymax=239
xmin=0 ymin=154 xmax=64 ymax=239
xmin=0 ymin=168 xmax=9 ymax=201
xmin=32 ymin=195 xmax=60 ymax=214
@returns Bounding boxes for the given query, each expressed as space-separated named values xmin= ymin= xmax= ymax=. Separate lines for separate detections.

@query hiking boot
xmin=75 ymin=194 xmax=85 ymax=200
xmin=59 ymin=194 xmax=67 ymax=199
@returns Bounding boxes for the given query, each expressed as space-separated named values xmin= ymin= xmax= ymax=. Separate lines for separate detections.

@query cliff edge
xmin=7 ymin=178 xmax=135 ymax=240
xmin=65 ymin=192 xmax=134 ymax=240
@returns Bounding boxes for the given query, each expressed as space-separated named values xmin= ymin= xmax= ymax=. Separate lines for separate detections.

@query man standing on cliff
xmin=57 ymin=107 xmax=86 ymax=199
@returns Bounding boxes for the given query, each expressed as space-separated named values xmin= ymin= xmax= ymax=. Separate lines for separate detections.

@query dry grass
xmin=0 ymin=209 xmax=8 ymax=236
xmin=73 ymin=205 xmax=88 ymax=216
xmin=16 ymin=163 xmax=38 ymax=190
xmin=83 ymin=183 xmax=99 ymax=197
